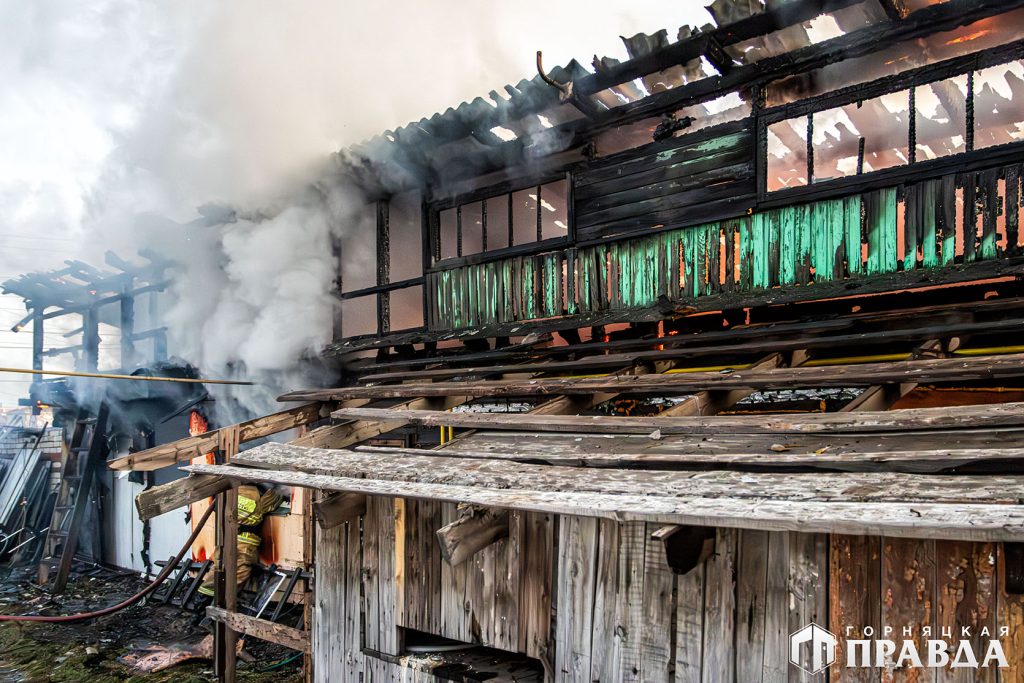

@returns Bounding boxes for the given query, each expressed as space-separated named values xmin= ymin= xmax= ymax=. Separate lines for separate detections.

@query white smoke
xmin=0 ymin=0 xmax=711 ymax=415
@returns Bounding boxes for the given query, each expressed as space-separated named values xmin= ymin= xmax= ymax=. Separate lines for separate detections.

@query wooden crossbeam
xmin=185 ymin=462 xmax=1024 ymax=542
xmin=299 ymin=353 xmax=1024 ymax=401
xmin=108 ymin=402 xmax=329 ymax=471
xmin=206 ymin=607 xmax=310 ymax=654
xmin=229 ymin=444 xmax=1024 ymax=507
xmin=135 ymin=474 xmax=232 ymax=521
xmin=328 ymin=401 xmax=1024 ymax=436
xmin=356 ymin=444 xmax=1024 ymax=474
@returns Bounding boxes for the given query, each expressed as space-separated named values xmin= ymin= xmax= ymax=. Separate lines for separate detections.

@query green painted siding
xmin=427 ymin=164 xmax=1016 ymax=331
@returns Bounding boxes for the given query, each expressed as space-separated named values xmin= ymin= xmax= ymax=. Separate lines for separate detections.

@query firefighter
xmin=198 ymin=483 xmax=283 ymax=598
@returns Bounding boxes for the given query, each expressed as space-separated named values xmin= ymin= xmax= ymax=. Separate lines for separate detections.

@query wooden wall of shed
xmin=313 ymin=497 xmax=1024 ymax=682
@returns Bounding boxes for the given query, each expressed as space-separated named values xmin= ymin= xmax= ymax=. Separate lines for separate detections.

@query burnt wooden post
xmin=376 ymin=199 xmax=391 ymax=335
xmin=81 ymin=307 xmax=100 ymax=373
xmin=31 ymin=307 xmax=43 ymax=393
xmin=119 ymin=284 xmax=136 ymax=370
xmin=214 ymin=425 xmax=240 ymax=683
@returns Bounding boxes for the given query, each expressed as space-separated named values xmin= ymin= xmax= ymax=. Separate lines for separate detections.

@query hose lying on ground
xmin=0 ymin=501 xmax=216 ymax=622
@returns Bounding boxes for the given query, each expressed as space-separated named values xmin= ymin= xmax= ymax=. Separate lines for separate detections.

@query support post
xmin=376 ymin=198 xmax=391 ymax=335
xmin=119 ymin=284 xmax=136 ymax=370
xmin=31 ymin=308 xmax=43 ymax=396
xmin=81 ymin=307 xmax=100 ymax=373
xmin=215 ymin=426 xmax=240 ymax=683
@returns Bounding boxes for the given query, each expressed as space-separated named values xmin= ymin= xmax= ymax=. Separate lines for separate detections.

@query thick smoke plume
xmin=0 ymin=0 xmax=709 ymax=416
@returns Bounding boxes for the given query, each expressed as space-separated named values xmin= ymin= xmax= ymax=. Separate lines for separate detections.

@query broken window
xmin=388 ymin=191 xmax=422 ymax=282
xmin=767 ymin=119 xmax=808 ymax=191
xmin=437 ymin=177 xmax=569 ymax=261
xmin=914 ymin=76 xmax=968 ymax=160
xmin=974 ymin=59 xmax=1024 ymax=150
xmin=765 ymin=55 xmax=1023 ymax=192
xmin=765 ymin=8 xmax=1024 ymax=107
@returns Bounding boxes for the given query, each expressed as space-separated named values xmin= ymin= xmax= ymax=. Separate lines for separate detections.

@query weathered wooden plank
xmin=232 ymin=444 xmax=1024 ymax=507
xmin=829 ymin=536 xmax=881 ymax=683
xmin=736 ymin=529 xmax=769 ymax=683
xmin=432 ymin=442 xmax=1024 ymax=474
xmin=880 ymin=537 xmax=936 ymax=682
xmin=638 ymin=524 xmax=671 ymax=679
xmin=702 ymin=528 xmax=736 ymax=682
xmin=788 ymin=532 xmax=829 ymax=683
xmin=207 ymin=607 xmax=310 ymax=654
xmin=188 ymin=463 xmax=1024 ymax=542
xmin=762 ymin=531 xmax=790 ymax=683
xmin=590 ymin=519 xmax=622 ymax=683
xmin=518 ymin=511 xmax=554 ymax=666
xmin=435 ymin=427 xmax=1024 ymax=462
xmin=866 ymin=188 xmax=898 ymax=275
xmin=327 ymin=354 xmax=1024 ymax=401
xmin=135 ymin=474 xmax=231 ymax=521
xmin=362 ymin=495 xmax=382 ymax=652
xmin=438 ymin=503 xmax=471 ymax=643
xmin=554 ymin=515 xmax=598 ymax=682
xmin=935 ymin=540 xmax=997 ymax=683
xmin=109 ymin=402 xmax=327 ymax=471
xmin=997 ymin=542 xmax=1024 ymax=683
xmin=402 ymin=499 xmax=441 ymax=635
xmin=314 ymin=522 xmax=346 ymax=683
xmin=674 ymin=559 xmax=704 ymax=683
xmin=330 ymin=398 xmax=1024 ymax=434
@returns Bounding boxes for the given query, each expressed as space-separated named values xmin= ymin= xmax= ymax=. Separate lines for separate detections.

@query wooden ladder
xmin=37 ymin=403 xmax=109 ymax=593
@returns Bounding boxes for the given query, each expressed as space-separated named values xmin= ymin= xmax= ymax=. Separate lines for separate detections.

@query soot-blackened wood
xmin=186 ymin=463 xmax=1024 ymax=541
xmin=329 ymin=353 xmax=1024 ymax=400
xmin=330 ymin=400 xmax=1024 ymax=435
xmin=435 ymin=506 xmax=509 ymax=565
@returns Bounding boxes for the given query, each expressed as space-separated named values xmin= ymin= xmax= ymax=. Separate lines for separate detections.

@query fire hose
xmin=0 ymin=501 xmax=216 ymax=622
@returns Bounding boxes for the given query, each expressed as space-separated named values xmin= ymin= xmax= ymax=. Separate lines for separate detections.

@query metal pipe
xmin=0 ymin=366 xmax=254 ymax=386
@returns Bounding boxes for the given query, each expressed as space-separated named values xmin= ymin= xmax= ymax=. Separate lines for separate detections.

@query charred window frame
xmin=759 ymin=40 xmax=1024 ymax=200
xmin=427 ymin=172 xmax=573 ymax=269
xmin=336 ymin=197 xmax=427 ymax=340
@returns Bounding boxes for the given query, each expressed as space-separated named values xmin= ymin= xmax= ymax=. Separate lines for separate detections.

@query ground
xmin=0 ymin=565 xmax=302 ymax=682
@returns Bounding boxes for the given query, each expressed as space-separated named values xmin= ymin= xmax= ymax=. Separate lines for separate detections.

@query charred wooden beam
xmin=108 ymin=402 xmax=329 ymax=471
xmin=328 ymin=401 xmax=1024 ymax=435
xmin=206 ymin=607 xmax=310 ymax=654
xmin=877 ymin=0 xmax=909 ymax=20
xmin=135 ymin=474 xmax=232 ymax=522
xmin=314 ymin=492 xmax=367 ymax=529
xmin=435 ymin=505 xmax=510 ymax=565
xmin=318 ymin=353 xmax=1024 ymax=402
xmin=651 ymin=524 xmax=716 ymax=575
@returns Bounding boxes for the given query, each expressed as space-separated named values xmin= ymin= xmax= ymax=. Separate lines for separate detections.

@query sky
xmin=0 ymin=0 xmax=715 ymax=410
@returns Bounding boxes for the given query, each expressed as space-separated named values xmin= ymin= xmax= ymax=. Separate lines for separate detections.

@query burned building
xmin=91 ymin=0 xmax=1024 ymax=680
